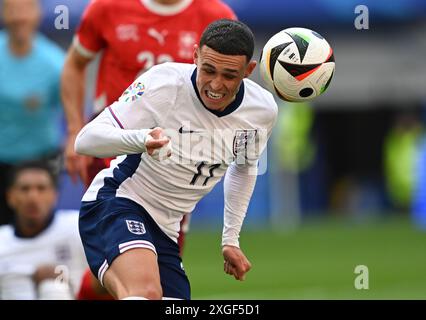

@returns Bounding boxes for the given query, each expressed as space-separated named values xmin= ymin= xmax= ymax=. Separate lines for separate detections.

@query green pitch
xmin=184 ymin=216 xmax=426 ymax=299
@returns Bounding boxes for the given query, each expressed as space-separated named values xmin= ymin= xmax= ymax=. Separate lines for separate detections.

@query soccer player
xmin=63 ymin=0 xmax=236 ymax=299
xmin=0 ymin=0 xmax=64 ymax=226
xmin=61 ymin=0 xmax=236 ymax=186
xmin=0 ymin=163 xmax=87 ymax=299
xmin=75 ymin=19 xmax=278 ymax=300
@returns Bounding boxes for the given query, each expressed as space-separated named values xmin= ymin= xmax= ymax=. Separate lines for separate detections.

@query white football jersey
xmin=0 ymin=211 xmax=87 ymax=300
xmin=82 ymin=62 xmax=278 ymax=242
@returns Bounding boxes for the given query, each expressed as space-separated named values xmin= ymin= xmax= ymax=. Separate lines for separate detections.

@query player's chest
xmin=164 ymin=113 xmax=264 ymax=165
xmin=0 ymin=238 xmax=75 ymax=268
xmin=0 ymin=64 xmax=51 ymax=112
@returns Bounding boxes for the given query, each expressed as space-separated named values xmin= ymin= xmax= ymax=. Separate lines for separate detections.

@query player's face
xmin=7 ymin=169 xmax=56 ymax=226
xmin=194 ymin=45 xmax=257 ymax=112
xmin=2 ymin=0 xmax=40 ymax=44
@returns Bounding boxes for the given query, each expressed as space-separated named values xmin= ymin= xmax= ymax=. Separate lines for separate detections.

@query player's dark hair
xmin=7 ymin=161 xmax=58 ymax=189
xmin=199 ymin=19 xmax=255 ymax=62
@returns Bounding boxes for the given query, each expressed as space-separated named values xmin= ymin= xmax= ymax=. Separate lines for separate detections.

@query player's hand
xmin=65 ymin=133 xmax=91 ymax=185
xmin=32 ymin=265 xmax=58 ymax=285
xmin=145 ymin=127 xmax=171 ymax=160
xmin=222 ymin=245 xmax=252 ymax=281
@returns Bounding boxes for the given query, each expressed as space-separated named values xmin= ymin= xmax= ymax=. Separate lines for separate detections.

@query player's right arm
xmin=74 ymin=111 xmax=169 ymax=158
xmin=75 ymin=66 xmax=175 ymax=159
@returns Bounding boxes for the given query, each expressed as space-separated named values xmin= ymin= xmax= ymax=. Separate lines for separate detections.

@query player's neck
xmin=8 ymin=38 xmax=33 ymax=57
xmin=15 ymin=215 xmax=53 ymax=238
xmin=216 ymin=95 xmax=237 ymax=112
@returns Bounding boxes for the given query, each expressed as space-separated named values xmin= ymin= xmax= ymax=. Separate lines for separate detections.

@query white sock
xmin=121 ymin=296 xmax=148 ymax=300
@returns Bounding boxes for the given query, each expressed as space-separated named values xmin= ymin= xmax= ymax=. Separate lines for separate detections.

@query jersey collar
xmin=191 ymin=67 xmax=245 ymax=118
xmin=141 ymin=0 xmax=193 ymax=16
xmin=13 ymin=212 xmax=55 ymax=239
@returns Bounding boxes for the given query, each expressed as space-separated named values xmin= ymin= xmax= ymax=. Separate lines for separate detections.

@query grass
xmin=183 ymin=216 xmax=426 ymax=299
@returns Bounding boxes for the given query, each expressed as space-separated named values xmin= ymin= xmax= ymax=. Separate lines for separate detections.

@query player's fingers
xmin=79 ymin=164 xmax=89 ymax=186
xmin=65 ymin=156 xmax=79 ymax=183
xmin=68 ymin=166 xmax=78 ymax=184
xmin=224 ymin=261 xmax=233 ymax=275
xmin=225 ymin=263 xmax=242 ymax=280
xmin=145 ymin=137 xmax=169 ymax=150
xmin=230 ymin=267 xmax=243 ymax=280
xmin=67 ymin=154 xmax=87 ymax=185
xmin=148 ymin=127 xmax=164 ymax=139
xmin=86 ymin=156 xmax=94 ymax=166
xmin=234 ymin=261 xmax=251 ymax=281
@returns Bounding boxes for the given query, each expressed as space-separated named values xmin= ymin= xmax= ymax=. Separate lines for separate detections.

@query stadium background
xmin=2 ymin=0 xmax=426 ymax=298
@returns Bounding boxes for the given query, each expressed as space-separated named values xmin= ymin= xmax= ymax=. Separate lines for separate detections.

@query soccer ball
xmin=259 ymin=27 xmax=335 ymax=102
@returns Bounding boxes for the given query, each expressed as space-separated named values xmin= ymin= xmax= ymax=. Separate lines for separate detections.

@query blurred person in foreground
xmin=61 ymin=0 xmax=236 ymax=299
xmin=0 ymin=162 xmax=87 ymax=299
xmin=0 ymin=0 xmax=64 ymax=226
xmin=74 ymin=19 xmax=277 ymax=300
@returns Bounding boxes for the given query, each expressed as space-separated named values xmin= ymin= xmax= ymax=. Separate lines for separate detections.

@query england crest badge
xmin=126 ymin=220 xmax=146 ymax=235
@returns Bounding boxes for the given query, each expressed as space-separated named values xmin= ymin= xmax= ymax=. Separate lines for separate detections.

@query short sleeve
xmin=73 ymin=0 xmax=107 ymax=58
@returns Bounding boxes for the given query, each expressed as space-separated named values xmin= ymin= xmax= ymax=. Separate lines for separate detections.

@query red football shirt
xmin=74 ymin=0 xmax=236 ymax=113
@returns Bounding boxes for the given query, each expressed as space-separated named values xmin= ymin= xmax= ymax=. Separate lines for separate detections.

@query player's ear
xmin=244 ymin=60 xmax=257 ymax=78
xmin=193 ymin=44 xmax=200 ymax=64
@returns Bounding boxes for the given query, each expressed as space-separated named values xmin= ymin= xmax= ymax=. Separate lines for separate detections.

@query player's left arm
xmin=222 ymin=94 xmax=278 ymax=281
xmin=222 ymin=161 xmax=257 ymax=281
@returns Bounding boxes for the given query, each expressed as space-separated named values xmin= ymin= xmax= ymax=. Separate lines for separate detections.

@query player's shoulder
xmin=140 ymin=62 xmax=193 ymax=90
xmin=243 ymin=78 xmax=278 ymax=117
xmin=150 ymin=61 xmax=192 ymax=73
xmin=52 ymin=210 xmax=80 ymax=232
xmin=0 ymin=225 xmax=14 ymax=249
xmin=193 ymin=0 xmax=236 ymax=20
xmin=0 ymin=224 xmax=13 ymax=239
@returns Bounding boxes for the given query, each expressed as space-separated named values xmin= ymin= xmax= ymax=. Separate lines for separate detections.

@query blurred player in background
xmin=0 ymin=0 xmax=64 ymax=226
xmin=74 ymin=19 xmax=277 ymax=300
xmin=61 ymin=0 xmax=236 ymax=299
xmin=0 ymin=162 xmax=87 ymax=299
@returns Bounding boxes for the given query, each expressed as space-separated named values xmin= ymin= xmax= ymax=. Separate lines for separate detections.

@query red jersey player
xmin=61 ymin=0 xmax=236 ymax=299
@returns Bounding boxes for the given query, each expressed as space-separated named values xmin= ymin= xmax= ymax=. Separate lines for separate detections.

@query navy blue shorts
xmin=79 ymin=197 xmax=190 ymax=300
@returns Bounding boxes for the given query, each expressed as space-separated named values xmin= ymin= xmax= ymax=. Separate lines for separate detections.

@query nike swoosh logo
xmin=179 ymin=126 xmax=194 ymax=134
